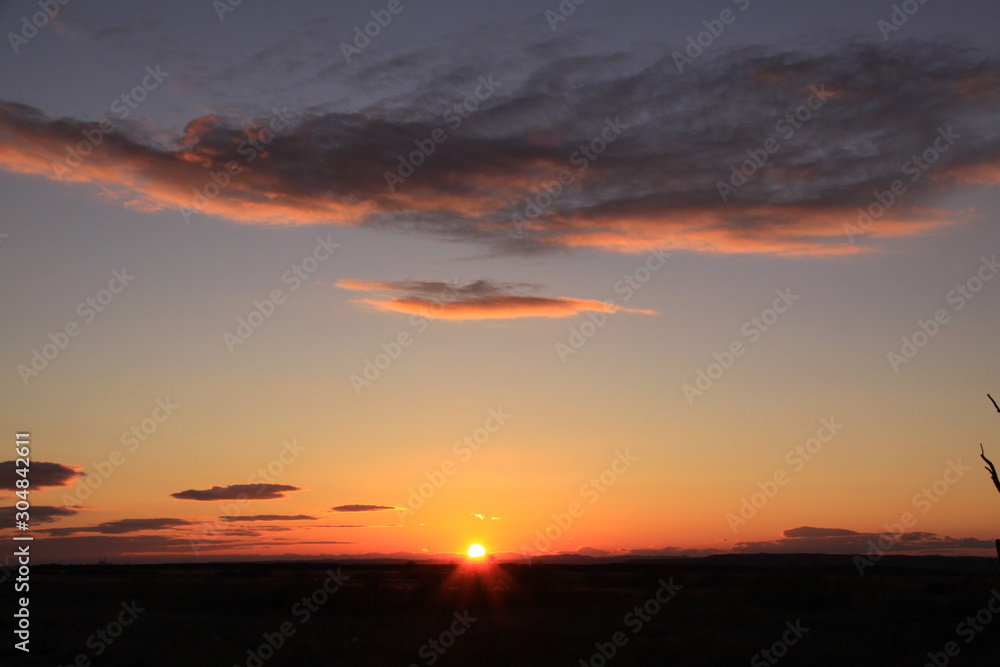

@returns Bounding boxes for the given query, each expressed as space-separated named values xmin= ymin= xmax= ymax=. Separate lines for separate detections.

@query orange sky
xmin=2 ymin=0 xmax=1000 ymax=564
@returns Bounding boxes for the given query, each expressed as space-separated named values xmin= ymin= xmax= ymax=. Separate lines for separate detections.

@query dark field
xmin=4 ymin=555 xmax=1000 ymax=666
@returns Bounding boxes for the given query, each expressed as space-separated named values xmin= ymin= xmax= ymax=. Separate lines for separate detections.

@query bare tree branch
xmin=981 ymin=444 xmax=1000 ymax=495
xmin=982 ymin=395 xmax=1000 ymax=566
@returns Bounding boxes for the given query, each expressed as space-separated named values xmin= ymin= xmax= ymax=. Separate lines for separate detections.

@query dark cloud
xmin=735 ymin=526 xmax=996 ymax=555
xmin=306 ymin=523 xmax=401 ymax=528
xmin=43 ymin=517 xmax=194 ymax=537
xmin=337 ymin=278 xmax=654 ymax=319
xmin=574 ymin=547 xmax=611 ymax=557
xmin=171 ymin=484 xmax=301 ymax=501
xmin=622 ymin=546 xmax=727 ymax=558
xmin=30 ymin=534 xmax=355 ymax=562
xmin=0 ymin=460 xmax=83 ymax=491
xmin=517 ymin=545 xmax=727 ymax=560
xmin=783 ymin=526 xmax=860 ymax=538
xmin=219 ymin=514 xmax=316 ymax=522
xmin=214 ymin=526 xmax=294 ymax=537
xmin=347 ymin=279 xmax=536 ymax=301
xmin=1 ymin=39 xmax=997 ymax=256
xmin=0 ymin=505 xmax=77 ymax=525
xmin=214 ymin=528 xmax=264 ymax=538
xmin=331 ymin=504 xmax=399 ymax=512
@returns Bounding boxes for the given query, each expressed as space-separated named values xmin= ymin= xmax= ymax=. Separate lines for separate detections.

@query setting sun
xmin=466 ymin=543 xmax=487 ymax=558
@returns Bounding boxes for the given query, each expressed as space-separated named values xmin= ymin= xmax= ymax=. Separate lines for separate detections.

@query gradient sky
xmin=2 ymin=0 xmax=1000 ymax=563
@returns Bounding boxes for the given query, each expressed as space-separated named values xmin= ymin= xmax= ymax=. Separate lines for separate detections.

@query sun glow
xmin=466 ymin=543 xmax=487 ymax=558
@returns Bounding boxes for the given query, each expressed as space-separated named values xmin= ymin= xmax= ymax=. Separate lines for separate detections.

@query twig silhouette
xmin=980 ymin=444 xmax=1000 ymax=495
xmin=984 ymin=395 xmax=1000 ymax=569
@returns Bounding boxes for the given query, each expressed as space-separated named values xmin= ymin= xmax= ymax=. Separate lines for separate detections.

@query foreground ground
xmin=2 ymin=555 xmax=999 ymax=665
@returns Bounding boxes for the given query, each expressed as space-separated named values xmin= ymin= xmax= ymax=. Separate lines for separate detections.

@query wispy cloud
xmin=171 ymin=484 xmax=301 ymax=501
xmin=30 ymin=534 xmax=355 ymax=561
xmin=43 ymin=517 xmax=194 ymax=537
xmin=218 ymin=514 xmax=316 ymax=522
xmin=337 ymin=279 xmax=655 ymax=320
xmin=331 ymin=504 xmax=399 ymax=512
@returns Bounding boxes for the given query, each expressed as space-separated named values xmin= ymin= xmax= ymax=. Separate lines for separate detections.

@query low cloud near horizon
xmin=0 ymin=460 xmax=83 ymax=491
xmin=733 ymin=526 xmax=996 ymax=555
xmin=331 ymin=504 xmax=399 ymax=512
xmin=219 ymin=514 xmax=317 ymax=521
xmin=0 ymin=505 xmax=78 ymax=525
xmin=43 ymin=517 xmax=195 ymax=537
xmin=171 ymin=483 xmax=301 ymax=501
xmin=26 ymin=534 xmax=356 ymax=561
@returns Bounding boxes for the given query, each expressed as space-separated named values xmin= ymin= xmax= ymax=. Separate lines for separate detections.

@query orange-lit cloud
xmin=1 ymin=41 xmax=998 ymax=256
xmin=337 ymin=279 xmax=656 ymax=320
